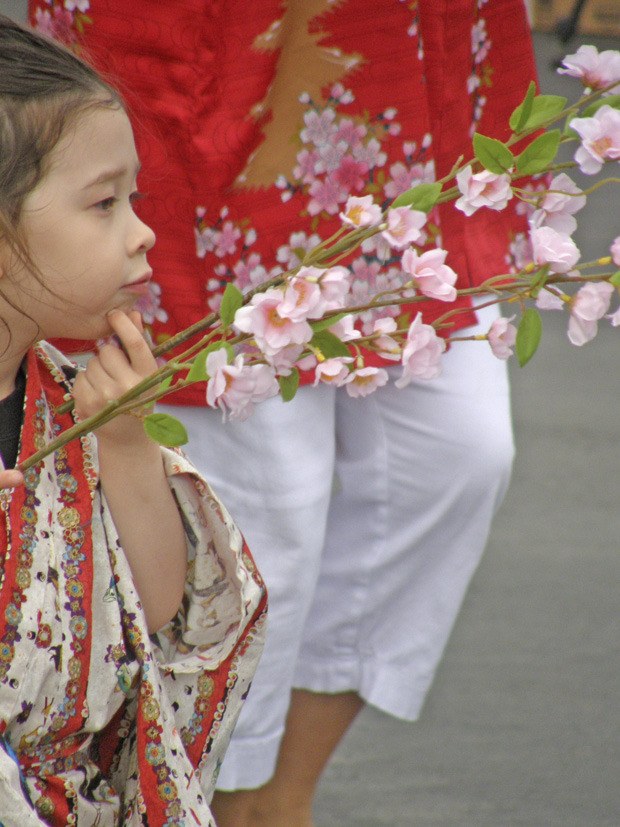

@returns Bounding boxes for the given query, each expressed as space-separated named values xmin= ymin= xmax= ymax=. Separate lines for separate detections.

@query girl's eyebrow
xmin=82 ymin=161 xmax=141 ymax=189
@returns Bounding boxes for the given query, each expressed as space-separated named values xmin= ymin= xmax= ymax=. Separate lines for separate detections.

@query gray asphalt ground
xmin=1 ymin=3 xmax=618 ymax=825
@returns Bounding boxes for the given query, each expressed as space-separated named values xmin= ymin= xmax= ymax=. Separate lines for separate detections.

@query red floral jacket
xmin=31 ymin=0 xmax=538 ymax=403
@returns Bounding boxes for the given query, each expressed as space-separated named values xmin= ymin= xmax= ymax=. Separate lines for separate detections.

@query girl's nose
xmin=131 ymin=213 xmax=156 ymax=254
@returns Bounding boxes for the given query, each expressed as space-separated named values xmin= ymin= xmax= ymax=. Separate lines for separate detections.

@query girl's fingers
xmin=0 ymin=469 xmax=24 ymax=489
xmin=106 ymin=310 xmax=156 ymax=376
xmin=128 ymin=309 xmax=144 ymax=332
xmin=73 ymin=311 xmax=158 ymax=420
xmin=95 ymin=342 xmax=137 ymax=385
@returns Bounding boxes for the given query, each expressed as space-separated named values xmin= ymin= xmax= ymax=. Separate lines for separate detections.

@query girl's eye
xmin=95 ymin=196 xmax=118 ymax=212
xmin=129 ymin=190 xmax=145 ymax=206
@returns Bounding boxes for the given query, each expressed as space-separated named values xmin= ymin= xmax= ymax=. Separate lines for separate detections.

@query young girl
xmin=0 ymin=15 xmax=266 ymax=826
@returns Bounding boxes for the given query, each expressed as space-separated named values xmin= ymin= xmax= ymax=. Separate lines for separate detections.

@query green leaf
xmin=510 ymin=94 xmax=567 ymax=132
xmin=278 ymin=369 xmax=300 ymax=402
xmin=515 ymin=130 xmax=561 ymax=175
xmin=391 ymin=182 xmax=442 ymax=212
xmin=310 ymin=330 xmax=351 ymax=359
xmin=472 ymin=133 xmax=515 ymax=173
xmin=509 ymin=81 xmax=537 ymax=133
xmin=143 ymin=413 xmax=188 ymax=447
xmin=219 ymin=283 xmax=244 ymax=327
xmin=311 ymin=312 xmax=348 ymax=333
xmin=581 ymin=95 xmax=620 ymax=118
xmin=158 ymin=374 xmax=174 ymax=393
xmin=610 ymin=271 xmax=620 ymax=288
xmin=515 ymin=308 xmax=542 ymax=367
xmin=187 ymin=342 xmax=234 ymax=383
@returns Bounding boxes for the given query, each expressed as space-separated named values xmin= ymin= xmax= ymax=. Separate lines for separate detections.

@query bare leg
xmin=211 ymin=689 xmax=364 ymax=827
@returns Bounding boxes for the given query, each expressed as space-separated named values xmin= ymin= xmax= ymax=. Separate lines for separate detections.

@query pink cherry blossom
xmin=568 ymin=281 xmax=615 ymax=345
xmin=285 ymin=266 xmax=351 ymax=317
xmin=293 ymin=149 xmax=322 ymax=183
xmin=232 ymin=253 xmax=268 ymax=291
xmin=313 ymin=357 xmax=353 ymax=387
xmin=509 ymin=232 xmax=534 ymax=272
xmin=401 ymin=248 xmax=458 ymax=302
xmin=487 ymin=316 xmax=517 ymax=360
xmin=233 ymin=288 xmax=313 ymax=355
xmin=351 ymin=255 xmax=382 ymax=288
xmin=559 ymin=45 xmax=620 ymax=93
xmin=611 ymin=236 xmax=620 ymax=267
xmin=381 ymin=207 xmax=427 ymax=250
xmin=134 ymin=281 xmax=168 ymax=325
xmin=343 ymin=366 xmax=389 ymax=398
xmin=317 ymin=266 xmax=352 ymax=308
xmin=395 ymin=313 xmax=446 ymax=387
xmin=300 ymin=108 xmax=337 ymax=146
xmin=372 ymin=317 xmax=401 ymax=361
xmin=296 ymin=353 xmax=318 ymax=372
xmin=330 ymin=83 xmax=351 ymax=103
xmin=530 ymin=226 xmax=580 ymax=274
xmin=206 ymin=350 xmax=279 ymax=421
xmin=276 ymin=231 xmax=322 ymax=269
xmin=265 ymin=344 xmax=306 ymax=375
xmin=279 ymin=276 xmax=325 ymax=322
xmin=455 ymin=166 xmax=513 ymax=217
xmin=339 ymin=195 xmax=382 ymax=228
xmin=328 ymin=315 xmax=361 ymax=342
xmin=319 ymin=141 xmax=347 ymax=173
xmin=333 ymin=156 xmax=370 ymax=192
xmin=535 ymin=288 xmax=565 ymax=311
xmin=353 ymin=138 xmax=387 ymax=170
xmin=384 ymin=160 xmax=434 ymax=200
xmin=571 ymin=105 xmax=620 ymax=174
xmin=194 ymin=225 xmax=217 ymax=258
xmin=360 ymin=232 xmax=392 ymax=263
xmin=333 ymin=118 xmax=367 ymax=147
xmin=308 ymin=177 xmax=346 ymax=216
xmin=530 ymin=173 xmax=586 ymax=235
xmin=214 ymin=221 xmax=242 ymax=257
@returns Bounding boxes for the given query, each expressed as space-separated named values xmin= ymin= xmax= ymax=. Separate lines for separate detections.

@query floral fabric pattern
xmin=0 ymin=344 xmax=266 ymax=825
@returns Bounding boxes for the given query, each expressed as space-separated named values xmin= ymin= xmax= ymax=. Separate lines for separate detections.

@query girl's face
xmin=3 ymin=104 xmax=156 ymax=342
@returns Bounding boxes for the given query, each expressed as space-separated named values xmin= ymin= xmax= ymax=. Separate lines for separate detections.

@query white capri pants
xmin=159 ymin=301 xmax=514 ymax=791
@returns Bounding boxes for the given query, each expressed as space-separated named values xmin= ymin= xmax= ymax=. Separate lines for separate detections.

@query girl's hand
xmin=0 ymin=469 xmax=24 ymax=489
xmin=76 ymin=309 xmax=188 ymax=632
xmin=73 ymin=309 xmax=156 ymax=445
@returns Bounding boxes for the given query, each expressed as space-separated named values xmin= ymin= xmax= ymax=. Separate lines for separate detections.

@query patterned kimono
xmin=0 ymin=344 xmax=267 ymax=825
xmin=29 ymin=0 xmax=538 ymax=401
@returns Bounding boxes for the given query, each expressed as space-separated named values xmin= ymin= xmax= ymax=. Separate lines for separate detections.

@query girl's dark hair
xmin=0 ymin=14 xmax=122 ymax=268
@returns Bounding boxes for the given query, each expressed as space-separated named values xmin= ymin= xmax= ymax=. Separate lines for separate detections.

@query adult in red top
xmin=31 ymin=1 xmax=537 ymax=824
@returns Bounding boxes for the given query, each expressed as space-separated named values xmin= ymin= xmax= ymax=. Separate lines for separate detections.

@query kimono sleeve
xmin=150 ymin=446 xmax=267 ymax=672
xmin=139 ymin=448 xmax=267 ymax=796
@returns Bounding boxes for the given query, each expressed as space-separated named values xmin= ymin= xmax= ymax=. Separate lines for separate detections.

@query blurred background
xmin=1 ymin=2 xmax=618 ymax=825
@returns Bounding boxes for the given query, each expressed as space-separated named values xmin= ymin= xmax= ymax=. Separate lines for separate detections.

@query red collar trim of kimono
xmin=0 ymin=346 xmax=95 ymax=747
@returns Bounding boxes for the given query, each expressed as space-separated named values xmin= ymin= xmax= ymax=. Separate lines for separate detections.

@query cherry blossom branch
xmin=19 ymin=43 xmax=620 ymax=460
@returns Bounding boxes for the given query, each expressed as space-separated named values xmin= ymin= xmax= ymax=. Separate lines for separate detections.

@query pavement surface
xmin=313 ymin=31 xmax=620 ymax=827
xmin=1 ymin=3 xmax=618 ymax=825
